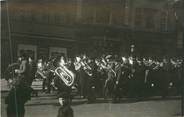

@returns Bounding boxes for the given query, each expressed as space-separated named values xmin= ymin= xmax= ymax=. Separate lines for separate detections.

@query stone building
xmin=1 ymin=0 xmax=181 ymax=74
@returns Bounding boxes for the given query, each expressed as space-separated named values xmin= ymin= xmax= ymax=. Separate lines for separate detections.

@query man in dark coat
xmin=113 ymin=61 xmax=123 ymax=103
xmin=6 ymin=53 xmax=32 ymax=117
xmin=87 ymin=59 xmax=97 ymax=103
xmin=5 ymin=83 xmax=32 ymax=117
xmin=160 ymin=58 xmax=172 ymax=98
xmin=57 ymin=93 xmax=73 ymax=117
xmin=79 ymin=64 xmax=89 ymax=98
xmin=28 ymin=57 xmax=37 ymax=87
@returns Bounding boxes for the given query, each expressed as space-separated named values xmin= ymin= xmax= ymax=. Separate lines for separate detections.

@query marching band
xmin=5 ymin=53 xmax=184 ymax=103
xmin=32 ymin=54 xmax=183 ymax=102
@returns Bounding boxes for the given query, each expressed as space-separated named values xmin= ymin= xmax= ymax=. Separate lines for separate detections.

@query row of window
xmin=134 ymin=8 xmax=172 ymax=32
xmin=9 ymin=8 xmax=127 ymax=25
xmin=8 ymin=7 xmax=175 ymax=31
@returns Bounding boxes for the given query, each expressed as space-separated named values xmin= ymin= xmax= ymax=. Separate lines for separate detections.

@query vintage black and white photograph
xmin=1 ymin=0 xmax=184 ymax=117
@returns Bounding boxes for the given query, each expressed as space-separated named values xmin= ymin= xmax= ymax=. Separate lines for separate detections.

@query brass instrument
xmin=99 ymin=57 xmax=116 ymax=77
xmin=47 ymin=59 xmax=75 ymax=87
xmin=74 ymin=56 xmax=93 ymax=76
xmin=153 ymin=62 xmax=160 ymax=70
xmin=36 ymin=62 xmax=47 ymax=79
xmin=96 ymin=58 xmax=107 ymax=71
xmin=37 ymin=69 xmax=47 ymax=79
xmin=81 ymin=60 xmax=92 ymax=76
xmin=55 ymin=65 xmax=75 ymax=87
xmin=74 ymin=57 xmax=82 ymax=71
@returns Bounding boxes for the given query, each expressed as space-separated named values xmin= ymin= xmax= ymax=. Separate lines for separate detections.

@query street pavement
xmin=1 ymin=92 xmax=182 ymax=117
xmin=1 ymin=79 xmax=182 ymax=117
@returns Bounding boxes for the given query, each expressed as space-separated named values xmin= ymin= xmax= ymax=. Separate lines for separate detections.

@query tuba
xmin=55 ymin=65 xmax=75 ymax=87
xmin=47 ymin=59 xmax=75 ymax=87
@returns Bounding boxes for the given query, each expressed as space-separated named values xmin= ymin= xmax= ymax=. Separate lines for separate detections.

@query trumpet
xmin=36 ymin=69 xmax=47 ymax=79
xmin=81 ymin=60 xmax=93 ymax=76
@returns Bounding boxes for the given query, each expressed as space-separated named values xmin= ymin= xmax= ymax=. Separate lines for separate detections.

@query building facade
xmin=1 ymin=0 xmax=180 ymax=74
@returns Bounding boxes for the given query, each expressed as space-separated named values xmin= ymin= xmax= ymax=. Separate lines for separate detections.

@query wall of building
xmin=1 ymin=0 xmax=180 ymax=77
